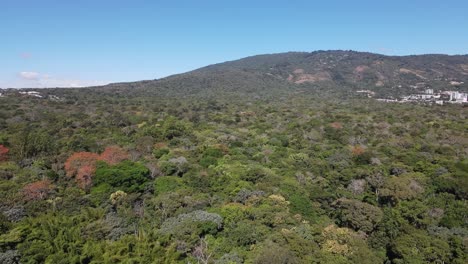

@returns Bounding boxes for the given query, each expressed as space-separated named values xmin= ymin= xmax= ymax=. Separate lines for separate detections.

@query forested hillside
xmin=102 ymin=51 xmax=468 ymax=97
xmin=0 ymin=87 xmax=466 ymax=263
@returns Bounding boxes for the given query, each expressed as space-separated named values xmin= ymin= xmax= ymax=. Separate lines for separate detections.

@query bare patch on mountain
xmin=373 ymin=60 xmax=384 ymax=65
xmin=460 ymin=64 xmax=468 ymax=74
xmin=399 ymin=68 xmax=427 ymax=79
xmin=353 ymin=66 xmax=370 ymax=81
xmin=354 ymin=65 xmax=370 ymax=73
xmin=353 ymin=65 xmax=386 ymax=86
xmin=293 ymin=69 xmax=305 ymax=74
xmin=288 ymin=69 xmax=331 ymax=84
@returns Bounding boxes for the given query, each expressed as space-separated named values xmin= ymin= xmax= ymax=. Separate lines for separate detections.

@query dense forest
xmin=0 ymin=85 xmax=466 ymax=264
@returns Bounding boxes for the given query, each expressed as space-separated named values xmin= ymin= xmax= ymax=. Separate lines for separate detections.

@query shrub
xmin=160 ymin=210 xmax=223 ymax=244
xmin=153 ymin=148 xmax=169 ymax=159
xmin=333 ymin=198 xmax=383 ymax=233
xmin=93 ymin=161 xmax=150 ymax=193
xmin=254 ymin=240 xmax=297 ymax=264
xmin=288 ymin=193 xmax=316 ymax=220
xmin=227 ymin=220 xmax=263 ymax=247
xmin=154 ymin=176 xmax=183 ymax=194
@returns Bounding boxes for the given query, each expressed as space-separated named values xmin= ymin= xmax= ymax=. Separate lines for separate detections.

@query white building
xmin=19 ymin=91 xmax=43 ymax=98
xmin=442 ymin=91 xmax=468 ymax=103
xmin=425 ymin=89 xmax=434 ymax=95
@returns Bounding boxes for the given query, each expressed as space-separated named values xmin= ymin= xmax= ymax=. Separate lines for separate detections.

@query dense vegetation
xmin=0 ymin=86 xmax=466 ymax=264
xmin=1 ymin=50 xmax=468 ymax=263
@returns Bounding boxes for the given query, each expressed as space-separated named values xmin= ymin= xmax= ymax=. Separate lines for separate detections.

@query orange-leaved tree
xmin=76 ymin=164 xmax=96 ymax=189
xmin=23 ymin=179 xmax=53 ymax=201
xmin=64 ymin=152 xmax=100 ymax=178
xmin=0 ymin=145 xmax=9 ymax=161
xmin=330 ymin=122 xmax=343 ymax=129
xmin=351 ymin=145 xmax=366 ymax=156
xmin=64 ymin=147 xmax=129 ymax=189
xmin=99 ymin=146 xmax=129 ymax=165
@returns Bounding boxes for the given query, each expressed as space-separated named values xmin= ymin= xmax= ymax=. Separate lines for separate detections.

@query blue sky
xmin=1 ymin=0 xmax=467 ymax=88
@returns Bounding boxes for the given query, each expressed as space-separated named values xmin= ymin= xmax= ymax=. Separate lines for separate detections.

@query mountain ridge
xmin=101 ymin=50 xmax=468 ymax=97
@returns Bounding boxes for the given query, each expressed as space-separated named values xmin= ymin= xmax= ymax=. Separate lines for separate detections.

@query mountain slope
xmin=103 ymin=51 xmax=468 ymax=97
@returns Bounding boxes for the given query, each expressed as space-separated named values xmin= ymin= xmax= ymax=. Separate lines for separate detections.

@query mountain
xmin=103 ymin=50 xmax=468 ymax=97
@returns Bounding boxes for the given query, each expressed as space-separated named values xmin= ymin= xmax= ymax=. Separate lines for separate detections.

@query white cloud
xmin=38 ymin=78 xmax=108 ymax=88
xmin=20 ymin=52 xmax=32 ymax=59
xmin=14 ymin=71 xmax=109 ymax=88
xmin=19 ymin=71 xmax=40 ymax=80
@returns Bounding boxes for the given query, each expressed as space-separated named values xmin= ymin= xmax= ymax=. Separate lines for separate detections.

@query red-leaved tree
xmin=76 ymin=164 xmax=96 ymax=189
xmin=351 ymin=145 xmax=366 ymax=156
xmin=64 ymin=152 xmax=100 ymax=178
xmin=23 ymin=180 xmax=53 ymax=201
xmin=64 ymin=147 xmax=128 ymax=190
xmin=0 ymin=145 xmax=9 ymax=161
xmin=330 ymin=122 xmax=343 ymax=129
xmin=99 ymin=146 xmax=129 ymax=165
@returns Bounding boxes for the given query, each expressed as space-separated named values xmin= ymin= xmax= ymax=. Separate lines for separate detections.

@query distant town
xmin=0 ymin=89 xmax=62 ymax=101
xmin=357 ymin=88 xmax=468 ymax=105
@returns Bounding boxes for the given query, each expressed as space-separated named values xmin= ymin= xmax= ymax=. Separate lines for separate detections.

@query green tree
xmin=93 ymin=160 xmax=150 ymax=193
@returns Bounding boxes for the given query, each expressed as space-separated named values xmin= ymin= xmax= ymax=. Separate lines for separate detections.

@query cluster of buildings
xmin=357 ymin=88 xmax=468 ymax=106
xmin=399 ymin=89 xmax=467 ymax=105
xmin=0 ymin=89 xmax=62 ymax=101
